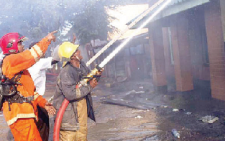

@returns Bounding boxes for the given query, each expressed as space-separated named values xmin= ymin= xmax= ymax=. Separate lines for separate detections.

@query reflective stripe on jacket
xmin=2 ymin=37 xmax=51 ymax=125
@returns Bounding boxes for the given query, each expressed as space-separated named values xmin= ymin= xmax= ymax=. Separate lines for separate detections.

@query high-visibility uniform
xmin=2 ymin=37 xmax=51 ymax=140
xmin=10 ymin=118 xmax=42 ymax=141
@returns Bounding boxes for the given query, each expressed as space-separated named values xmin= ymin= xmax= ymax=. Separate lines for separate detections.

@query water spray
xmin=86 ymin=0 xmax=167 ymax=67
xmin=54 ymin=1 xmax=171 ymax=140
xmin=85 ymin=0 xmax=172 ymax=81
xmin=99 ymin=0 xmax=172 ymax=68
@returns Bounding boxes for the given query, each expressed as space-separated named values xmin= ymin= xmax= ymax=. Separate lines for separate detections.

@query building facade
xmin=148 ymin=0 xmax=225 ymax=100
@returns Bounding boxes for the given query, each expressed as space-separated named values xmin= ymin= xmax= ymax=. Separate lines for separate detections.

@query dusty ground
xmin=86 ymin=78 xmax=225 ymax=141
xmin=1 ymin=77 xmax=225 ymax=141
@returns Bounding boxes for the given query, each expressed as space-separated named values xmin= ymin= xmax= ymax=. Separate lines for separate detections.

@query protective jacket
xmin=53 ymin=61 xmax=95 ymax=131
xmin=2 ymin=37 xmax=51 ymax=125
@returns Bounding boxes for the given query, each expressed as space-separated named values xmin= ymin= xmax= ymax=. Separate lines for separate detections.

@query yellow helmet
xmin=58 ymin=42 xmax=79 ymax=66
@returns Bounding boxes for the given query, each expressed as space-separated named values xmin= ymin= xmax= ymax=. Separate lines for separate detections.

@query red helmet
xmin=0 ymin=33 xmax=27 ymax=54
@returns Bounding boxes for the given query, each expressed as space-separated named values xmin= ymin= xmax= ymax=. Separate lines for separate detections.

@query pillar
xmin=205 ymin=0 xmax=225 ymax=100
xmin=171 ymin=15 xmax=194 ymax=92
xmin=148 ymin=23 xmax=167 ymax=92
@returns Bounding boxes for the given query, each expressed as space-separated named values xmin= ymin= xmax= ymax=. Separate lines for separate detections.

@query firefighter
xmin=28 ymin=42 xmax=58 ymax=141
xmin=0 ymin=31 xmax=57 ymax=141
xmin=28 ymin=34 xmax=76 ymax=141
xmin=53 ymin=42 xmax=101 ymax=141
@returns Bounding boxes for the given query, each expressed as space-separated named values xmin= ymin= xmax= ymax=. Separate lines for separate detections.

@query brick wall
xmin=205 ymin=0 xmax=225 ymax=101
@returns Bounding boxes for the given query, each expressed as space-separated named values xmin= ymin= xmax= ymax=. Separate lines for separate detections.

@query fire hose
xmin=53 ymin=0 xmax=171 ymax=140
xmin=53 ymin=67 xmax=100 ymax=141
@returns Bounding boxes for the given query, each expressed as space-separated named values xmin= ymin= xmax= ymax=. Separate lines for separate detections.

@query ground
xmin=1 ymin=77 xmax=225 ymax=141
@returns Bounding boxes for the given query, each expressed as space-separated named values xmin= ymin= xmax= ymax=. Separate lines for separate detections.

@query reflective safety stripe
xmin=33 ymin=45 xmax=43 ymax=57
xmin=7 ymin=113 xmax=36 ymax=125
xmin=30 ymin=48 xmax=39 ymax=62
xmin=76 ymin=88 xmax=81 ymax=98
xmin=6 ymin=94 xmax=38 ymax=125
xmin=34 ymin=92 xmax=39 ymax=100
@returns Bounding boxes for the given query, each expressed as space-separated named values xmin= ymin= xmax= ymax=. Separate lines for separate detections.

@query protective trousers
xmin=60 ymin=98 xmax=87 ymax=141
xmin=9 ymin=118 xmax=42 ymax=141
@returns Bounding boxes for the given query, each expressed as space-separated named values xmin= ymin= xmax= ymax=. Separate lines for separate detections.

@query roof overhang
xmin=128 ymin=0 xmax=210 ymax=28
xmin=154 ymin=0 xmax=210 ymax=21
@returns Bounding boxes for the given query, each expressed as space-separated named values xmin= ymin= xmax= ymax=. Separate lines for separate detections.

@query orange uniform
xmin=2 ymin=37 xmax=51 ymax=141
xmin=10 ymin=118 xmax=42 ymax=141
